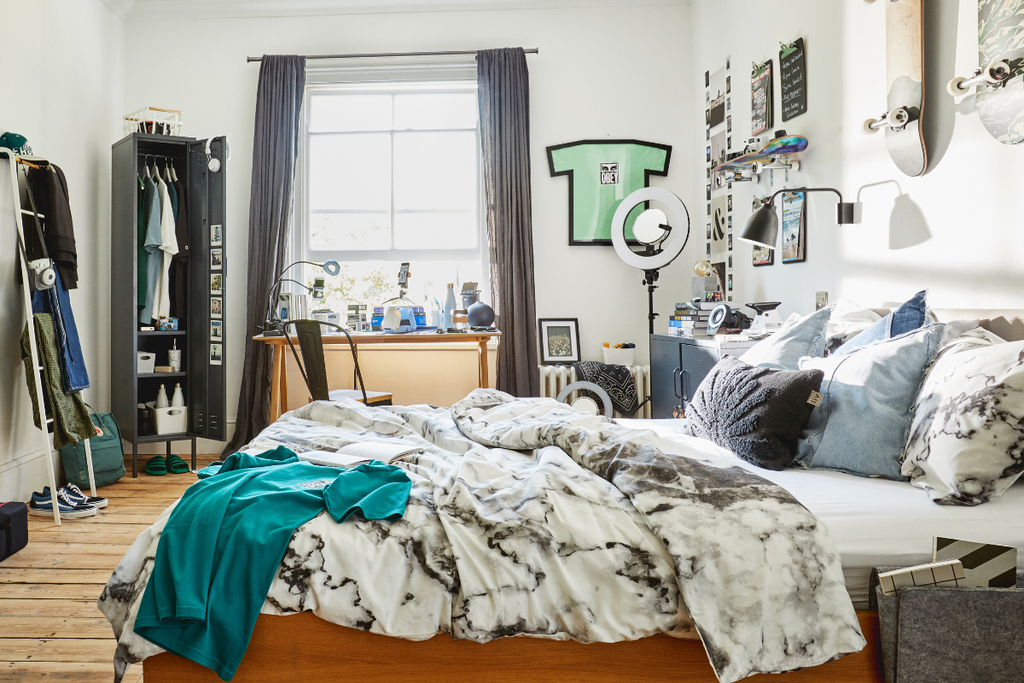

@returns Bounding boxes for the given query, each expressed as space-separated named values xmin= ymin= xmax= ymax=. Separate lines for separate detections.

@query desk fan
xmin=610 ymin=187 xmax=690 ymax=334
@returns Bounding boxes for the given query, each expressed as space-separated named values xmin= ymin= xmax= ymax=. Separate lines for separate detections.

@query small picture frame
xmin=211 ymin=248 xmax=223 ymax=270
xmin=211 ymin=273 xmax=223 ymax=295
xmin=538 ymin=318 xmax=580 ymax=365
xmin=210 ymin=343 xmax=222 ymax=366
xmin=211 ymin=297 xmax=222 ymax=319
xmin=210 ymin=320 xmax=223 ymax=341
xmin=753 ymin=244 xmax=775 ymax=267
xmin=211 ymin=224 xmax=223 ymax=247
xmin=781 ymin=191 xmax=807 ymax=263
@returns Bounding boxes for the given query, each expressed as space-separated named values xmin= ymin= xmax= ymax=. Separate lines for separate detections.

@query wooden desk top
xmin=254 ymin=330 xmax=501 ymax=345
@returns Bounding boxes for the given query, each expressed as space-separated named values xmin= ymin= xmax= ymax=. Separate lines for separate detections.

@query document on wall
xmin=297 ymin=442 xmax=423 ymax=468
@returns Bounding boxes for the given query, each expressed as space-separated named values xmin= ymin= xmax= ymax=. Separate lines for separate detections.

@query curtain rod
xmin=247 ymin=48 xmax=538 ymax=63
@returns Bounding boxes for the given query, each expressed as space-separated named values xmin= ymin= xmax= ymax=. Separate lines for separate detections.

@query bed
xmin=99 ymin=307 xmax=1024 ymax=683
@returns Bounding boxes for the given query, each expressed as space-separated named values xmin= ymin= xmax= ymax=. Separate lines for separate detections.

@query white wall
xmin=0 ymin=0 xmax=124 ymax=503
xmin=121 ymin=4 xmax=695 ymax=422
xmin=689 ymin=0 xmax=1024 ymax=320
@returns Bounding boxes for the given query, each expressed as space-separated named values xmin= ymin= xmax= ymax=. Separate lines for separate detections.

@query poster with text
xmin=711 ymin=193 xmax=728 ymax=254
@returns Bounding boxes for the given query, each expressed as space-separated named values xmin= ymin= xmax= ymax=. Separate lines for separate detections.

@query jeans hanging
xmin=31 ymin=269 xmax=89 ymax=393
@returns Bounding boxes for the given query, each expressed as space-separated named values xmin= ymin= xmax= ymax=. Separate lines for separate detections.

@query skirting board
xmin=143 ymin=610 xmax=883 ymax=683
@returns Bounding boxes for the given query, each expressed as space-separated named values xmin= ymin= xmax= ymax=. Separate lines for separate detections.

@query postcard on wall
xmin=710 ymin=129 xmax=727 ymax=169
xmin=753 ymin=244 xmax=774 ymax=267
xmin=211 ymin=248 xmax=223 ymax=270
xmin=211 ymin=224 xmax=223 ymax=247
xmin=211 ymin=273 xmax=223 ymax=295
xmin=711 ymin=193 xmax=728 ymax=253
xmin=210 ymin=343 xmax=223 ymax=366
xmin=211 ymin=320 xmax=223 ymax=341
xmin=708 ymin=67 xmax=726 ymax=129
xmin=781 ymin=192 xmax=806 ymax=263
xmin=751 ymin=59 xmax=773 ymax=136
xmin=211 ymin=296 xmax=223 ymax=319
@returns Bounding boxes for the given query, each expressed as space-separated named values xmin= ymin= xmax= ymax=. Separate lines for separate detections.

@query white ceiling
xmin=112 ymin=0 xmax=689 ymax=21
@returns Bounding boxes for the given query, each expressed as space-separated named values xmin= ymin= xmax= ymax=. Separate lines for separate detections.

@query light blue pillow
xmin=833 ymin=290 xmax=928 ymax=356
xmin=739 ymin=305 xmax=832 ymax=371
xmin=793 ymin=323 xmax=946 ymax=480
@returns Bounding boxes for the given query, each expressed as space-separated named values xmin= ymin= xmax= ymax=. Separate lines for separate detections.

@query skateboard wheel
xmin=752 ymin=161 xmax=763 ymax=173
xmin=863 ymin=117 xmax=881 ymax=135
xmin=789 ymin=160 xmax=800 ymax=173
xmin=985 ymin=61 xmax=1010 ymax=83
xmin=947 ymin=76 xmax=968 ymax=97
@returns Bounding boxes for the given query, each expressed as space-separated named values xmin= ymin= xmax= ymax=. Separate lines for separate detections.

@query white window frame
xmin=292 ymin=61 xmax=489 ymax=296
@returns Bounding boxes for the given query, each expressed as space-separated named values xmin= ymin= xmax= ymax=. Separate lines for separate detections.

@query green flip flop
xmin=167 ymin=454 xmax=190 ymax=474
xmin=145 ymin=455 xmax=167 ymax=476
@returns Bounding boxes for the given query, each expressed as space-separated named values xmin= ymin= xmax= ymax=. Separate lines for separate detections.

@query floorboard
xmin=0 ymin=455 xmax=217 ymax=682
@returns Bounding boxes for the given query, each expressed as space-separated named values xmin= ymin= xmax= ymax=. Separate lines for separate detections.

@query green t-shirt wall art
xmin=547 ymin=140 xmax=671 ymax=245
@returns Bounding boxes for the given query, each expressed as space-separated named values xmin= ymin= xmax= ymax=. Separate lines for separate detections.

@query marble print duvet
xmin=99 ymin=389 xmax=864 ymax=682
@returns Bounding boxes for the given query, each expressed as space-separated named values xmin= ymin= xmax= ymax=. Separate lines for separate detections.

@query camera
xmin=27 ymin=259 xmax=56 ymax=290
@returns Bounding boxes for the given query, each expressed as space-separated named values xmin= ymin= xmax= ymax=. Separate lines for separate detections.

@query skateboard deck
xmin=977 ymin=0 xmax=1024 ymax=144
xmin=711 ymin=135 xmax=807 ymax=177
xmin=885 ymin=0 xmax=928 ymax=177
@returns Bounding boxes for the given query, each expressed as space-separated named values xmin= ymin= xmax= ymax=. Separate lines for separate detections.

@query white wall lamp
xmin=738 ymin=187 xmax=856 ymax=249
xmin=610 ymin=187 xmax=690 ymax=334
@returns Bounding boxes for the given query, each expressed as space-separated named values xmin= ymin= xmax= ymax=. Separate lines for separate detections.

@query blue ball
xmin=467 ymin=301 xmax=495 ymax=327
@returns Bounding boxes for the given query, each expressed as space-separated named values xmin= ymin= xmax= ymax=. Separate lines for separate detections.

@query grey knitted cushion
xmin=686 ymin=356 xmax=824 ymax=470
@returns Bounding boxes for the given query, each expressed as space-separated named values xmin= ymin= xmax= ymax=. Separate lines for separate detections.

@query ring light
xmin=610 ymin=187 xmax=690 ymax=271
xmin=632 ymin=208 xmax=669 ymax=245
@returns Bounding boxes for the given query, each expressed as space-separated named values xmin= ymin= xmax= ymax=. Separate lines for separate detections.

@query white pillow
xmin=740 ymin=305 xmax=832 ymax=371
xmin=902 ymin=327 xmax=1024 ymax=505
xmin=825 ymin=298 xmax=881 ymax=351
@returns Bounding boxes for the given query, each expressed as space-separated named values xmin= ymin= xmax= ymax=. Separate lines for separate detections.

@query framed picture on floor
xmin=538 ymin=318 xmax=580 ymax=365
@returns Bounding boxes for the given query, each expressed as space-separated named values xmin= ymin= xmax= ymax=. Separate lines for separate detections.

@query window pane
xmin=394 ymin=212 xmax=477 ymax=250
xmin=394 ymin=93 xmax=478 ymax=130
xmin=309 ymin=94 xmax=393 ymax=132
xmin=394 ymin=132 xmax=477 ymax=211
xmin=310 ymin=212 xmax=391 ymax=251
xmin=315 ymin=259 xmax=484 ymax=311
xmin=309 ymin=134 xmax=391 ymax=211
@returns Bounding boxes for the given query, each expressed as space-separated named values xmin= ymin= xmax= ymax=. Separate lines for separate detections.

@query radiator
xmin=538 ymin=365 xmax=652 ymax=419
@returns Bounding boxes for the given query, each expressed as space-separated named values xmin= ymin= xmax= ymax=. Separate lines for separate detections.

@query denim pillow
xmin=833 ymin=290 xmax=928 ymax=356
xmin=739 ymin=305 xmax=832 ymax=371
xmin=794 ymin=323 xmax=946 ymax=480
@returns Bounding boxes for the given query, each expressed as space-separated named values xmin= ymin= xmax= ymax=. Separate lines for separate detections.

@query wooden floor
xmin=0 ymin=455 xmax=216 ymax=683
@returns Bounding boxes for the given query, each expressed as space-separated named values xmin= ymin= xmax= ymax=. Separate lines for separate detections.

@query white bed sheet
xmin=623 ymin=419 xmax=1024 ymax=608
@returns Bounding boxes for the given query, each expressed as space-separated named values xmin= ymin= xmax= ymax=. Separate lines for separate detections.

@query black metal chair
xmin=282 ymin=320 xmax=393 ymax=406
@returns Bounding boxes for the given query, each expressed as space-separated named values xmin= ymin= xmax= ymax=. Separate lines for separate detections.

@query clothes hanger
xmin=141 ymin=156 xmax=150 ymax=179
xmin=169 ymin=161 xmax=178 ymax=183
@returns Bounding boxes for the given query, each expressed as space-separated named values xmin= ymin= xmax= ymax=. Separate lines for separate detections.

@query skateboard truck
xmin=947 ymin=60 xmax=1011 ymax=96
xmin=863 ymin=107 xmax=911 ymax=134
xmin=714 ymin=168 xmax=757 ymax=187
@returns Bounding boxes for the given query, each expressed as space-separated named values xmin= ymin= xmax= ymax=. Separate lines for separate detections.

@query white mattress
xmin=623 ymin=419 xmax=1024 ymax=608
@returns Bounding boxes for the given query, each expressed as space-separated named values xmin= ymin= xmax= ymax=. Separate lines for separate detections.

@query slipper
xmin=145 ymin=455 xmax=167 ymax=476
xmin=167 ymin=454 xmax=190 ymax=474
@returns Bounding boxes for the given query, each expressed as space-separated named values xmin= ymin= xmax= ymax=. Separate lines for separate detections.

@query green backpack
xmin=59 ymin=410 xmax=125 ymax=488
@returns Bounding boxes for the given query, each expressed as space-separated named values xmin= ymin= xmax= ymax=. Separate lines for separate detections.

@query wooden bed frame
xmin=143 ymin=310 xmax=1024 ymax=683
xmin=145 ymin=611 xmax=882 ymax=682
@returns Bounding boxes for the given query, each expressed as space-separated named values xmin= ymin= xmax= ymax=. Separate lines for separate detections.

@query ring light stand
xmin=610 ymin=187 xmax=690 ymax=334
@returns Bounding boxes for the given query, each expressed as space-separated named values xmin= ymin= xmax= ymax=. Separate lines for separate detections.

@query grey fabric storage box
xmin=870 ymin=567 xmax=1024 ymax=683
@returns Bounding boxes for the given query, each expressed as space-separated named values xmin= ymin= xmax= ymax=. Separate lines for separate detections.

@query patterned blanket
xmin=98 ymin=390 xmax=863 ymax=682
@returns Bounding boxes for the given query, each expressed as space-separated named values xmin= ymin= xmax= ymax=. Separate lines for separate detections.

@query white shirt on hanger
xmin=152 ymin=173 xmax=178 ymax=322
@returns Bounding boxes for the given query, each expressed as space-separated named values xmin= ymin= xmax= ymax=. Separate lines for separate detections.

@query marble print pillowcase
xmin=902 ymin=328 xmax=1024 ymax=505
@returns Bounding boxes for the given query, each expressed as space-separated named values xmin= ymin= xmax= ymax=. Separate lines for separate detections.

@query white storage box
xmin=603 ymin=347 xmax=635 ymax=366
xmin=137 ymin=352 xmax=156 ymax=374
xmin=153 ymin=406 xmax=187 ymax=435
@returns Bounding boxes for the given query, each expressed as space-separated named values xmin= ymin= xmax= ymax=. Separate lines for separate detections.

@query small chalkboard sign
xmin=780 ymin=37 xmax=807 ymax=122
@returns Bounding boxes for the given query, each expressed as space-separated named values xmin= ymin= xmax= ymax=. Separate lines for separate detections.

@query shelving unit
xmin=110 ymin=133 xmax=228 ymax=476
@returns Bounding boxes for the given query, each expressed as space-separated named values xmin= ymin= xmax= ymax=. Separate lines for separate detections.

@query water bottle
xmin=171 ymin=383 xmax=184 ymax=407
xmin=444 ymin=283 xmax=456 ymax=331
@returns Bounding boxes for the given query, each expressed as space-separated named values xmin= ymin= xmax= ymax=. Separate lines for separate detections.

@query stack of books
xmin=667 ymin=302 xmax=717 ymax=337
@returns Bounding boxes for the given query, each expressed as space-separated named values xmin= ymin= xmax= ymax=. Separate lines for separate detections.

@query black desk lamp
xmin=262 ymin=259 xmax=341 ymax=336
xmin=739 ymin=187 xmax=856 ymax=249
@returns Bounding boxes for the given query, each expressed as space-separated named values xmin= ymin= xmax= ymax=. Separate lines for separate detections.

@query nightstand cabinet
xmin=649 ymin=335 xmax=756 ymax=419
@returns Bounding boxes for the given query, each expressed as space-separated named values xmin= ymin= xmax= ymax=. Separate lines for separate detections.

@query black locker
xmin=110 ymin=133 xmax=228 ymax=476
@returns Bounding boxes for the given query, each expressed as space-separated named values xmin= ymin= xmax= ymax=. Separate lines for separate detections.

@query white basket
xmin=153 ymin=406 xmax=187 ymax=435
xmin=137 ymin=352 xmax=156 ymax=374
xmin=124 ymin=107 xmax=183 ymax=137
xmin=603 ymin=347 xmax=635 ymax=365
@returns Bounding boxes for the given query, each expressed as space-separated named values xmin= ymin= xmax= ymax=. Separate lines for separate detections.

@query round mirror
xmin=632 ymin=208 xmax=669 ymax=245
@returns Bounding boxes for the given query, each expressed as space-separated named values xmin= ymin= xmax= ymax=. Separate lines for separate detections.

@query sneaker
xmin=46 ymin=483 xmax=108 ymax=509
xmin=29 ymin=489 xmax=97 ymax=518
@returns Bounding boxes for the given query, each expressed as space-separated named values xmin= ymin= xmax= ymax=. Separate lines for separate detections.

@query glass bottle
xmin=444 ymin=283 xmax=456 ymax=331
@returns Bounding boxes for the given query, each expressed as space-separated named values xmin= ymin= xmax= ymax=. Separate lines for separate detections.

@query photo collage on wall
xmin=210 ymin=224 xmax=223 ymax=366
xmin=705 ymin=56 xmax=734 ymax=302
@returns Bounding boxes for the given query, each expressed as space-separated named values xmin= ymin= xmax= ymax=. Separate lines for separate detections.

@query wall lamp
xmin=738 ymin=187 xmax=856 ymax=249
xmin=262 ymin=259 xmax=341 ymax=336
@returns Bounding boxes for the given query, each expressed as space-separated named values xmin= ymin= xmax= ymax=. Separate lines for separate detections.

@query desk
xmin=256 ymin=330 xmax=501 ymax=421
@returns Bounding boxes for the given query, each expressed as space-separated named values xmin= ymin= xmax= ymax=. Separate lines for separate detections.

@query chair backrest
xmin=283 ymin=320 xmax=368 ymax=404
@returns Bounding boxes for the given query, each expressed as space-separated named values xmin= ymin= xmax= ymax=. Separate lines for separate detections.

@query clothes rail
xmin=246 ymin=48 xmax=539 ymax=63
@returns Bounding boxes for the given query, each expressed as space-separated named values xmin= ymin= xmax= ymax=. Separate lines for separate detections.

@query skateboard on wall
xmin=711 ymin=135 xmax=807 ymax=186
xmin=947 ymin=0 xmax=1024 ymax=145
xmin=863 ymin=0 xmax=927 ymax=177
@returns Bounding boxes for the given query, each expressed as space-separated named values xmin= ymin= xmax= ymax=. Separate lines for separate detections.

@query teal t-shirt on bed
xmin=133 ymin=449 xmax=412 ymax=681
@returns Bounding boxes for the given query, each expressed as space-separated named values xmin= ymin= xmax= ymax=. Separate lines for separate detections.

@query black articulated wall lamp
xmin=739 ymin=187 xmax=856 ymax=249
xmin=263 ymin=259 xmax=341 ymax=336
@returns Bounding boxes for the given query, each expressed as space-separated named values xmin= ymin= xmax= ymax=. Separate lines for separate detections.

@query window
xmin=296 ymin=70 xmax=487 ymax=313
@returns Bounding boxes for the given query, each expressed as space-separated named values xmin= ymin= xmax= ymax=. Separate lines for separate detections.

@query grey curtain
xmin=478 ymin=48 xmax=540 ymax=397
xmin=224 ymin=55 xmax=306 ymax=453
